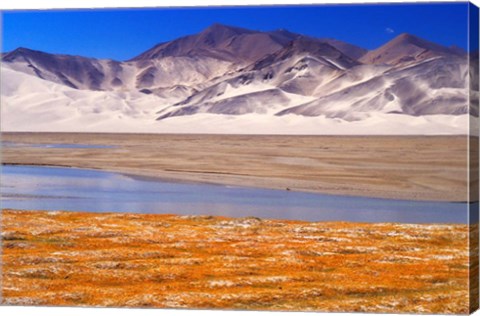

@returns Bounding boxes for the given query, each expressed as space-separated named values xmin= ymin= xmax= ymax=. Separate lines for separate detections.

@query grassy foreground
xmin=1 ymin=209 xmax=470 ymax=313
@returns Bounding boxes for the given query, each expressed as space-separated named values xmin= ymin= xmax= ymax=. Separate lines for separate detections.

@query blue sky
xmin=1 ymin=2 xmax=470 ymax=61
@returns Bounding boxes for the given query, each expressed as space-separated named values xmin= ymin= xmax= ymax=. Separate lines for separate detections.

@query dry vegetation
xmin=1 ymin=209 xmax=471 ymax=314
xmin=1 ymin=132 xmax=469 ymax=202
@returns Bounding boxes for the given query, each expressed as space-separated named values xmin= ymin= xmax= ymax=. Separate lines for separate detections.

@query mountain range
xmin=1 ymin=23 xmax=476 ymax=134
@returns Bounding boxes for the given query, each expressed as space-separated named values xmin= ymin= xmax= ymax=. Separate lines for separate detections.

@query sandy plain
xmin=0 ymin=132 xmax=470 ymax=202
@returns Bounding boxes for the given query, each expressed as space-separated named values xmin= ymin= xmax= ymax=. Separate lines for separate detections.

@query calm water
xmin=0 ymin=165 xmax=470 ymax=224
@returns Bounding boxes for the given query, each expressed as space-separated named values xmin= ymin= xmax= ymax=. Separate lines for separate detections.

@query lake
xmin=0 ymin=165 xmax=470 ymax=224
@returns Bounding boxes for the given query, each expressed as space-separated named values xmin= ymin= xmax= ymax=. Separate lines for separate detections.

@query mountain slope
xmin=317 ymin=38 xmax=368 ymax=60
xmin=277 ymin=56 xmax=468 ymax=120
xmin=1 ymin=63 xmax=469 ymax=135
xmin=1 ymin=25 xmax=472 ymax=135
xmin=154 ymin=36 xmax=469 ymax=122
xmin=3 ymin=47 xmax=119 ymax=90
xmin=155 ymin=38 xmax=358 ymax=119
xmin=2 ymin=46 xmax=234 ymax=102
xmin=1 ymin=24 xmax=366 ymax=94
xmin=1 ymin=65 xmax=165 ymax=131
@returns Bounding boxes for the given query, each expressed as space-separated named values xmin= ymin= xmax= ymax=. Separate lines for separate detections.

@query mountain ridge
xmin=1 ymin=24 xmax=474 ymax=134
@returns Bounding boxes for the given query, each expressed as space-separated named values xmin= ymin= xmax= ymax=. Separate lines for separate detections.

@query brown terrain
xmin=0 ymin=132 xmax=469 ymax=201
xmin=1 ymin=132 xmax=476 ymax=313
xmin=1 ymin=210 xmax=472 ymax=313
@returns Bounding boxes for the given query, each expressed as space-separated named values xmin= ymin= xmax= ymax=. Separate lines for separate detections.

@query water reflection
xmin=0 ymin=165 xmax=469 ymax=224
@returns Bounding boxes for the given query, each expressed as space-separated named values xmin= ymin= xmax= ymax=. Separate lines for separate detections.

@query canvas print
xmin=0 ymin=2 xmax=479 ymax=314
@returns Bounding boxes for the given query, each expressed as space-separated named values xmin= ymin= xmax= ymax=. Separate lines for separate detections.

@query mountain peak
xmin=383 ymin=32 xmax=464 ymax=56
xmin=11 ymin=47 xmax=32 ymax=53
xmin=198 ymin=23 xmax=256 ymax=44
xmin=388 ymin=33 xmax=433 ymax=48
xmin=201 ymin=23 xmax=255 ymax=36
xmin=360 ymin=33 xmax=462 ymax=65
xmin=393 ymin=32 xmax=417 ymax=41
xmin=271 ymin=28 xmax=298 ymax=37
xmin=3 ymin=47 xmax=43 ymax=62
xmin=7 ymin=47 xmax=37 ymax=55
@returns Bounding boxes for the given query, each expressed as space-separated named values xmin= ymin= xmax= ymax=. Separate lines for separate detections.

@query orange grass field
xmin=1 ymin=209 xmax=473 ymax=314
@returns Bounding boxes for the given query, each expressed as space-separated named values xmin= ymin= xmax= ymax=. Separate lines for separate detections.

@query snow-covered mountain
xmin=1 ymin=24 xmax=474 ymax=134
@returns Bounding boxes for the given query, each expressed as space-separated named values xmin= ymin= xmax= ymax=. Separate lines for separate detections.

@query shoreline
xmin=2 ymin=161 xmax=469 ymax=204
xmin=0 ymin=207 xmax=473 ymax=226
xmin=1 ymin=133 xmax=470 ymax=202
xmin=0 ymin=207 xmax=468 ymax=225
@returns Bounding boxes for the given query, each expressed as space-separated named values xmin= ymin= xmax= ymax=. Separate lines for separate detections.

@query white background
xmin=0 ymin=0 xmax=479 ymax=315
